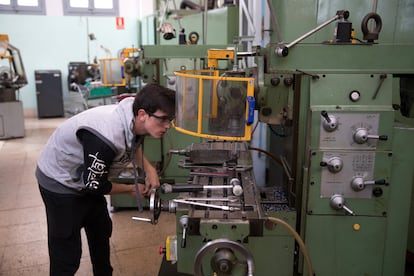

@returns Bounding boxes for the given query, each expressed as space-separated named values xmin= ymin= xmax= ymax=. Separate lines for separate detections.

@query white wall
xmin=44 ymin=0 xmax=154 ymax=17
xmin=1 ymin=0 xmax=154 ymax=116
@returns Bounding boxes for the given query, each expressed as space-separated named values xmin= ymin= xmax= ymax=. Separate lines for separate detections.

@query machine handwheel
xmin=193 ymin=239 xmax=255 ymax=276
xmin=149 ymin=189 xmax=161 ymax=224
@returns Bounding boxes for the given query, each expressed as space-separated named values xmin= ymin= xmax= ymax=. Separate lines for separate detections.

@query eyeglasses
xmin=147 ymin=111 xmax=175 ymax=124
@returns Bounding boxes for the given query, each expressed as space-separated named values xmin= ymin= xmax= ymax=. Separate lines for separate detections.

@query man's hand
xmin=143 ymin=166 xmax=160 ymax=196
xmin=129 ymin=183 xmax=146 ymax=197
xmin=110 ymin=182 xmax=146 ymax=196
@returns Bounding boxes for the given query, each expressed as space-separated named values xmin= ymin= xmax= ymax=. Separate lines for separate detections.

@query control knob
xmin=353 ymin=127 xmax=388 ymax=144
xmin=330 ymin=194 xmax=355 ymax=215
xmin=321 ymin=110 xmax=338 ymax=132
xmin=320 ymin=156 xmax=343 ymax=173
xmin=351 ymin=177 xmax=387 ymax=191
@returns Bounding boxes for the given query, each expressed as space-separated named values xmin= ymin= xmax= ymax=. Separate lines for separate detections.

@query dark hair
xmin=132 ymin=83 xmax=176 ymax=117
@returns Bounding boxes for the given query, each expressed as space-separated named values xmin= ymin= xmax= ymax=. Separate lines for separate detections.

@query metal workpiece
xmin=172 ymin=141 xmax=252 ymax=167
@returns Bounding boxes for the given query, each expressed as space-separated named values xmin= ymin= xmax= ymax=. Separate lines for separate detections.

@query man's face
xmin=138 ymin=109 xmax=173 ymax=138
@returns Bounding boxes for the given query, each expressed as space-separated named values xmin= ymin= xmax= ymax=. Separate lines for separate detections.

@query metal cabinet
xmin=35 ymin=70 xmax=64 ymax=118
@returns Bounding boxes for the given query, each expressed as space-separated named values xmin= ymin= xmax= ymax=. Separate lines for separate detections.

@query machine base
xmin=158 ymin=256 xmax=191 ymax=276
xmin=0 ymin=101 xmax=25 ymax=140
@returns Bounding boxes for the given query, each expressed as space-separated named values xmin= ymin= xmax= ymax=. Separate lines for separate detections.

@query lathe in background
xmin=0 ymin=34 xmax=28 ymax=140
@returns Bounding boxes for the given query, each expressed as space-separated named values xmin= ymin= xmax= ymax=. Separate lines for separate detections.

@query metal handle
xmin=173 ymin=199 xmax=240 ymax=211
xmin=354 ymin=128 xmax=388 ymax=144
xmin=330 ymin=194 xmax=355 ymax=216
xmin=351 ymin=177 xmax=388 ymax=191
xmin=275 ymin=10 xmax=349 ymax=57
xmin=321 ymin=157 xmax=343 ymax=173
xmin=180 ymin=215 xmax=189 ymax=248
xmin=321 ymin=111 xmax=338 ymax=132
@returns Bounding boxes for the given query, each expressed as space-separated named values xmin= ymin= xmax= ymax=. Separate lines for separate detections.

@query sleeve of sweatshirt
xmin=76 ymin=128 xmax=116 ymax=195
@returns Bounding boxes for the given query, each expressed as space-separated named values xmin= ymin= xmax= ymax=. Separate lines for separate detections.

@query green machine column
xmin=301 ymin=73 xmax=413 ymax=275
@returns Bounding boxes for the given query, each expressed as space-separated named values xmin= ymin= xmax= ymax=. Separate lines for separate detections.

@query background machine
xmin=126 ymin=1 xmax=414 ymax=275
xmin=0 ymin=34 xmax=28 ymax=139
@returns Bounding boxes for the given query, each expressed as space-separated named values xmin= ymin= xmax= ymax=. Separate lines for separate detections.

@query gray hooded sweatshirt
xmin=37 ymin=97 xmax=136 ymax=194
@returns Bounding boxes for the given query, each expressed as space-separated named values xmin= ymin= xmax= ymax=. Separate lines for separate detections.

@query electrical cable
xmin=268 ymin=123 xmax=287 ymax=137
xmin=159 ymin=131 xmax=173 ymax=176
xmin=131 ymin=135 xmax=145 ymax=212
xmin=248 ymin=146 xmax=283 ymax=167
xmin=250 ymin=119 xmax=260 ymax=136
xmin=266 ymin=217 xmax=314 ymax=276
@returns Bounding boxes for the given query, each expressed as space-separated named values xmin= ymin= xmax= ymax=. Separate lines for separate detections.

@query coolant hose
xmin=266 ymin=217 xmax=314 ymax=276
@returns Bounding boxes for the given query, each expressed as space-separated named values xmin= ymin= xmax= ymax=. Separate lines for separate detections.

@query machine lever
xmin=321 ymin=110 xmax=331 ymax=123
xmin=182 ymin=196 xmax=238 ymax=202
xmin=353 ymin=128 xmax=388 ymax=144
xmin=181 ymin=228 xmax=187 ymax=248
xmin=320 ymin=157 xmax=343 ymax=173
xmin=364 ymin=179 xmax=387 ymax=185
xmin=372 ymin=74 xmax=387 ymax=100
xmin=162 ymin=183 xmax=242 ymax=196
xmin=179 ymin=215 xmax=189 ymax=248
xmin=351 ymin=177 xmax=388 ymax=191
xmin=321 ymin=110 xmax=338 ymax=132
xmin=132 ymin=217 xmax=152 ymax=222
xmin=276 ymin=10 xmax=349 ymax=57
xmin=367 ymin=134 xmax=388 ymax=141
xmin=173 ymin=199 xmax=240 ymax=211
xmin=330 ymin=194 xmax=355 ymax=215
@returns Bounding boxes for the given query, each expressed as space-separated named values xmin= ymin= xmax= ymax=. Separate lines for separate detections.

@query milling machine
xmin=127 ymin=1 xmax=414 ymax=275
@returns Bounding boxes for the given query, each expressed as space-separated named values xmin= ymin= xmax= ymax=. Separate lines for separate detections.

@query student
xmin=36 ymin=83 xmax=175 ymax=275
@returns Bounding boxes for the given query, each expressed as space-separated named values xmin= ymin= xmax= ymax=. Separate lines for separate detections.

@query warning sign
xmin=116 ymin=17 xmax=125 ymax=30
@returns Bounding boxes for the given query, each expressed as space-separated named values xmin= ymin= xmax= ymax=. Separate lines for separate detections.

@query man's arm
xmin=77 ymin=129 xmax=142 ymax=196
xmin=134 ymin=147 xmax=159 ymax=195
xmin=110 ymin=181 xmax=144 ymax=195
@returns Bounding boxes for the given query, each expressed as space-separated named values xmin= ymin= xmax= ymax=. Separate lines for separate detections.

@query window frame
xmin=63 ymin=0 xmax=119 ymax=16
xmin=0 ymin=0 xmax=46 ymax=15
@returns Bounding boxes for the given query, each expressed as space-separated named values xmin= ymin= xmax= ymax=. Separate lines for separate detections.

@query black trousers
xmin=39 ymin=186 xmax=113 ymax=276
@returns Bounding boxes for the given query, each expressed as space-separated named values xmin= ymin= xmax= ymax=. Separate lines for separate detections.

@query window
xmin=63 ymin=0 xmax=119 ymax=16
xmin=0 ymin=0 xmax=46 ymax=15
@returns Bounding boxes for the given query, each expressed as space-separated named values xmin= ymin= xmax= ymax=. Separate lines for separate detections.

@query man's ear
xmin=137 ymin=109 xmax=147 ymax=122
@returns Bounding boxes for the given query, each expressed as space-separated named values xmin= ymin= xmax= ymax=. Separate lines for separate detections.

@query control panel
xmin=306 ymin=74 xmax=394 ymax=217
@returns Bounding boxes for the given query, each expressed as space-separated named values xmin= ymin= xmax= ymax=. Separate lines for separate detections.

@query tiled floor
xmin=0 ymin=117 xmax=176 ymax=276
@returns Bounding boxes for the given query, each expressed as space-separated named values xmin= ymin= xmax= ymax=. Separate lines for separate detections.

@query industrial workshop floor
xmin=0 ymin=117 xmax=176 ymax=276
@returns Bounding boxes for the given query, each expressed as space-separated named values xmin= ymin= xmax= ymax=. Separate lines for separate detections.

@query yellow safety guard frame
xmin=174 ymin=69 xmax=254 ymax=141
